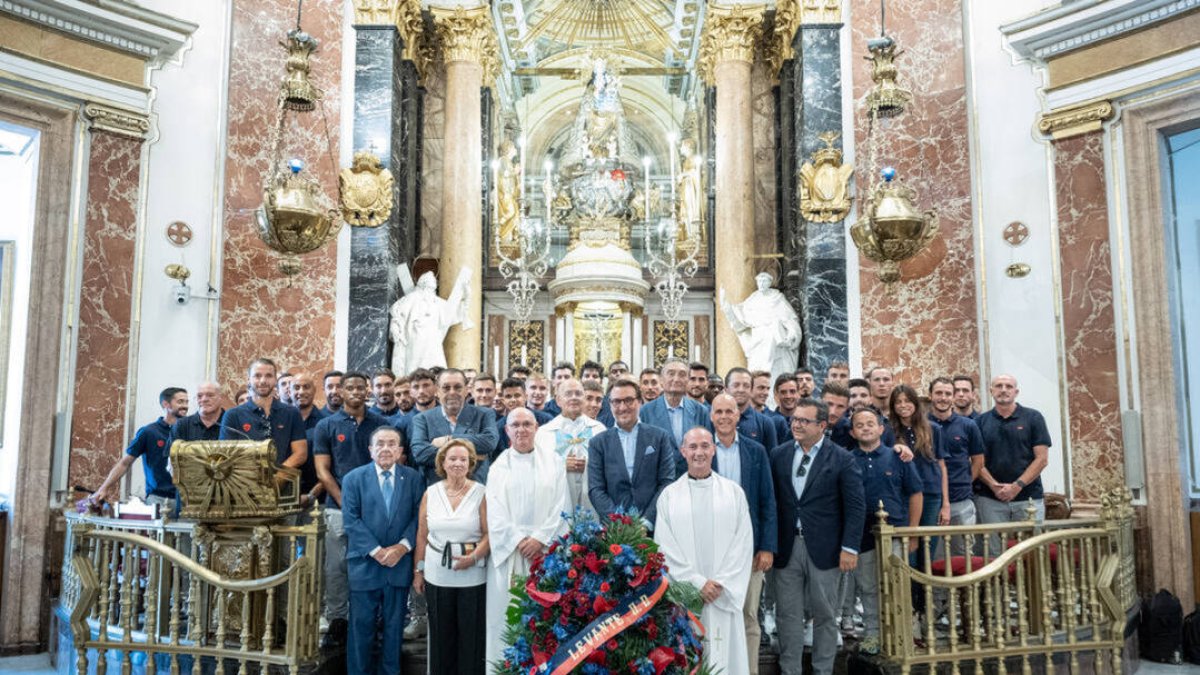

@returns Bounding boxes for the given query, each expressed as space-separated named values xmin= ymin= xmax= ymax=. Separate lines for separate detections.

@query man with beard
xmin=169 ymin=382 xmax=224 ymax=443
xmin=928 ymin=377 xmax=985 ymax=536
xmin=369 ymin=369 xmax=401 ymax=417
xmin=410 ymin=368 xmax=498 ymax=484
xmin=688 ymin=362 xmax=710 ymax=404
xmin=220 ymin=358 xmax=307 ymax=471
xmin=392 ymin=368 xmax=438 ymax=442
xmin=824 ymin=362 xmax=849 ymax=387
xmin=323 ymin=370 xmax=344 ymax=414
xmin=292 ymin=373 xmax=328 ymax=503
xmin=314 ymin=371 xmax=392 ymax=649
xmin=534 ymin=378 xmax=606 ymax=511
xmin=952 ymin=374 xmax=980 ymax=420
xmin=93 ymin=386 xmax=189 ymax=508
xmin=639 ymin=368 xmax=662 ymax=403
xmin=795 ymin=368 xmax=816 ymax=399
xmin=395 ymin=374 xmax=416 ymax=415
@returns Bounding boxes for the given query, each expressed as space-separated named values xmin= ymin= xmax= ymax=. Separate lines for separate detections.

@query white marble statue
xmin=719 ymin=272 xmax=802 ymax=377
xmin=389 ymin=266 xmax=474 ymax=376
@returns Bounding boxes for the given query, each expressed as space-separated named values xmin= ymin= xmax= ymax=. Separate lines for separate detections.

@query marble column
xmin=797 ymin=21 xmax=849 ymax=378
xmin=432 ymin=5 xmax=495 ymax=370
xmin=703 ymin=3 xmax=765 ymax=375
xmin=1050 ymin=127 xmax=1123 ymax=504
xmin=347 ymin=20 xmax=423 ymax=371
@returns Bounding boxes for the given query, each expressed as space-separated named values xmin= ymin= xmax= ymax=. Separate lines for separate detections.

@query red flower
xmin=587 ymin=649 xmax=607 ymax=665
xmin=648 ymin=646 xmax=676 ymax=674
xmin=585 ymin=552 xmax=605 ymax=573
xmin=567 ymin=569 xmax=577 ymax=579
xmin=610 ymin=168 xmax=626 ymax=181
xmin=600 ymin=582 xmax=611 ymax=593
xmin=646 ymin=620 xmax=659 ymax=639
xmin=570 ymin=543 xmax=584 ymax=553
xmin=606 ymin=639 xmax=619 ymax=651
xmin=594 ymin=595 xmax=616 ymax=614
xmin=609 ymin=544 xmax=623 ymax=555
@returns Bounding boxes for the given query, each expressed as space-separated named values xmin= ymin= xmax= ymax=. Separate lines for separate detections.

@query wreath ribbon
xmin=539 ymin=577 xmax=669 ymax=675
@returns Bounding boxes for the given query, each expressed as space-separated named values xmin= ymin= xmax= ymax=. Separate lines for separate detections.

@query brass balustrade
xmin=60 ymin=509 xmax=324 ymax=674
xmin=874 ymin=488 xmax=1137 ymax=675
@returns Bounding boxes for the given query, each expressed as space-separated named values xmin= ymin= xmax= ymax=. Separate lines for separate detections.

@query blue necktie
xmin=381 ymin=470 xmax=394 ymax=510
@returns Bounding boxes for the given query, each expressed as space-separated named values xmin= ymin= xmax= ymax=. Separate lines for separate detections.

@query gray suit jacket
xmin=410 ymin=405 xmax=499 ymax=484
xmin=586 ymin=423 xmax=675 ymax=527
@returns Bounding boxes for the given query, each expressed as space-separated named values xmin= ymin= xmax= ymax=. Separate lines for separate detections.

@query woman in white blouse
xmin=414 ymin=439 xmax=490 ymax=674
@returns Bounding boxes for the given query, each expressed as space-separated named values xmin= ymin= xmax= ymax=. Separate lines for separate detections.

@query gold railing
xmin=875 ymin=488 xmax=1136 ymax=675
xmin=60 ymin=509 xmax=324 ymax=674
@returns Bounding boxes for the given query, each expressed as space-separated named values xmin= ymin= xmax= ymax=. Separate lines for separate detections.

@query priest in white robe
xmin=485 ymin=408 xmax=570 ymax=667
xmin=655 ymin=427 xmax=754 ymax=675
xmin=534 ymin=377 xmax=606 ymax=513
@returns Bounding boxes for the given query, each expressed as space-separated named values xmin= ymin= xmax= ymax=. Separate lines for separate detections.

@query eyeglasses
xmin=610 ymin=397 xmax=638 ymax=407
xmin=791 ymin=417 xmax=819 ymax=426
xmin=795 ymin=453 xmax=812 ymax=477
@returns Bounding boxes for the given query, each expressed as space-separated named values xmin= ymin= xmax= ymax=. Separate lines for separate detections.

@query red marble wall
xmin=217 ymin=0 xmax=342 ymax=392
xmin=69 ymin=131 xmax=143 ymax=491
xmin=850 ymin=0 xmax=980 ymax=387
xmin=1053 ymin=132 xmax=1123 ymax=502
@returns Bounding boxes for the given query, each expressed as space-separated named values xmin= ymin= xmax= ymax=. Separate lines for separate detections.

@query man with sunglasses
xmin=769 ymin=398 xmax=864 ymax=675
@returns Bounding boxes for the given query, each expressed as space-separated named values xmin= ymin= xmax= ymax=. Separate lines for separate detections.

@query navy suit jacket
xmin=639 ymin=396 xmax=712 ymax=447
xmin=410 ymin=405 xmax=498 ymax=484
xmin=770 ymin=439 xmax=865 ymax=571
xmin=738 ymin=407 xmax=779 ymax=451
xmin=341 ymin=462 xmax=424 ymax=591
xmin=714 ymin=435 xmax=778 ymax=555
xmin=587 ymin=423 xmax=675 ymax=526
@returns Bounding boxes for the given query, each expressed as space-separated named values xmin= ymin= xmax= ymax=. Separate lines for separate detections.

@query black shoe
xmin=321 ymin=618 xmax=348 ymax=650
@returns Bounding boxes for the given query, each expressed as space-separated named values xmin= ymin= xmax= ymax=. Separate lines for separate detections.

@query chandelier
xmin=255 ymin=4 xmax=340 ymax=276
xmin=644 ymin=222 xmax=699 ymax=323
xmin=850 ymin=0 xmax=936 ymax=284
xmin=495 ymin=197 xmax=553 ymax=322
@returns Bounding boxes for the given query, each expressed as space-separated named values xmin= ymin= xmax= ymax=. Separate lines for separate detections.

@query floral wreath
xmin=497 ymin=509 xmax=713 ymax=675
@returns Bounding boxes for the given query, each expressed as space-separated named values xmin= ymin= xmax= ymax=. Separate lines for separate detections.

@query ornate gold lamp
xmin=851 ymin=0 xmax=936 ymax=284
xmin=851 ymin=167 xmax=937 ymax=283
xmin=256 ymin=19 xmax=340 ymax=276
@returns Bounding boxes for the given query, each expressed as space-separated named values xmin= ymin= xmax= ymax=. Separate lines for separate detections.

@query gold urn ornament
xmin=281 ymin=28 xmax=322 ymax=112
xmin=339 ymin=151 xmax=394 ymax=227
xmin=850 ymin=167 xmax=937 ymax=283
xmin=257 ymin=159 xmax=340 ymax=276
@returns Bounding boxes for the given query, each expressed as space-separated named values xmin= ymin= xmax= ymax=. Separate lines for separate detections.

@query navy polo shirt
xmin=929 ymin=412 xmax=984 ymax=503
xmin=369 ymin=402 xmax=401 ymax=418
xmin=737 ymin=406 xmax=777 ymax=451
xmin=218 ymin=399 xmax=306 ymax=466
xmin=313 ymin=410 xmax=389 ymax=488
xmin=976 ymin=404 xmax=1052 ymax=502
xmin=297 ymin=406 xmax=328 ymax=494
xmin=853 ymin=443 xmax=922 ymax=553
xmin=168 ymin=410 xmax=224 ymax=444
xmin=126 ymin=417 xmax=175 ymax=499
xmin=897 ymin=424 xmax=948 ymax=495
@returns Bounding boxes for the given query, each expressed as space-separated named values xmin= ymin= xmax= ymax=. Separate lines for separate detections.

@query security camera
xmin=173 ymin=284 xmax=191 ymax=305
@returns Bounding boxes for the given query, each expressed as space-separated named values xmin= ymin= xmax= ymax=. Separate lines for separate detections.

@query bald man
xmin=169 ymin=382 xmax=225 ymax=443
xmin=293 ymin=372 xmax=329 ymax=503
xmin=975 ymin=375 xmax=1051 ymax=536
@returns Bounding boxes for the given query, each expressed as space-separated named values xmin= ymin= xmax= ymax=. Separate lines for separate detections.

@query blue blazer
xmin=639 ymin=397 xmax=713 ymax=447
xmin=410 ymin=405 xmax=498 ymax=484
xmin=769 ymin=439 xmax=865 ymax=571
xmin=587 ymin=423 xmax=675 ymax=526
xmin=714 ymin=435 xmax=778 ymax=555
xmin=341 ymin=462 xmax=424 ymax=591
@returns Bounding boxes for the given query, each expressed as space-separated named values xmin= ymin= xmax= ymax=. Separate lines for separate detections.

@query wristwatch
xmin=1015 ymin=479 xmax=1027 ymax=489
xmin=416 ymin=561 xmax=425 ymax=572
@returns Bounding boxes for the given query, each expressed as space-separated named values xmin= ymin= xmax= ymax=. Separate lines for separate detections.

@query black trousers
xmin=426 ymin=581 xmax=486 ymax=675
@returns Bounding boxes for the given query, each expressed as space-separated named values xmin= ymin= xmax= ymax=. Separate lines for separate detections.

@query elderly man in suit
xmin=410 ymin=368 xmax=499 ymax=484
xmin=640 ymin=357 xmax=711 ymax=468
xmin=587 ymin=379 xmax=675 ymax=529
xmin=710 ymin=393 xmax=777 ymax=675
xmin=770 ymin=398 xmax=864 ymax=675
xmin=341 ymin=426 xmax=425 ymax=675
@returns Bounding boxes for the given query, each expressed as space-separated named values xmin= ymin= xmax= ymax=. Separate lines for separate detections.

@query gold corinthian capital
xmin=431 ymin=5 xmax=499 ymax=84
xmin=699 ymin=3 xmax=767 ymax=83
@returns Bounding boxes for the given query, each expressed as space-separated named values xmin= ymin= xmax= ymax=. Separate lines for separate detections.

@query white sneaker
xmin=803 ymin=621 xmax=813 ymax=647
xmin=403 ymin=615 xmax=427 ymax=639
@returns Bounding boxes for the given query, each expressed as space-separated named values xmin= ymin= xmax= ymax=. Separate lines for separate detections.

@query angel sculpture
xmin=389 ymin=266 xmax=474 ymax=376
